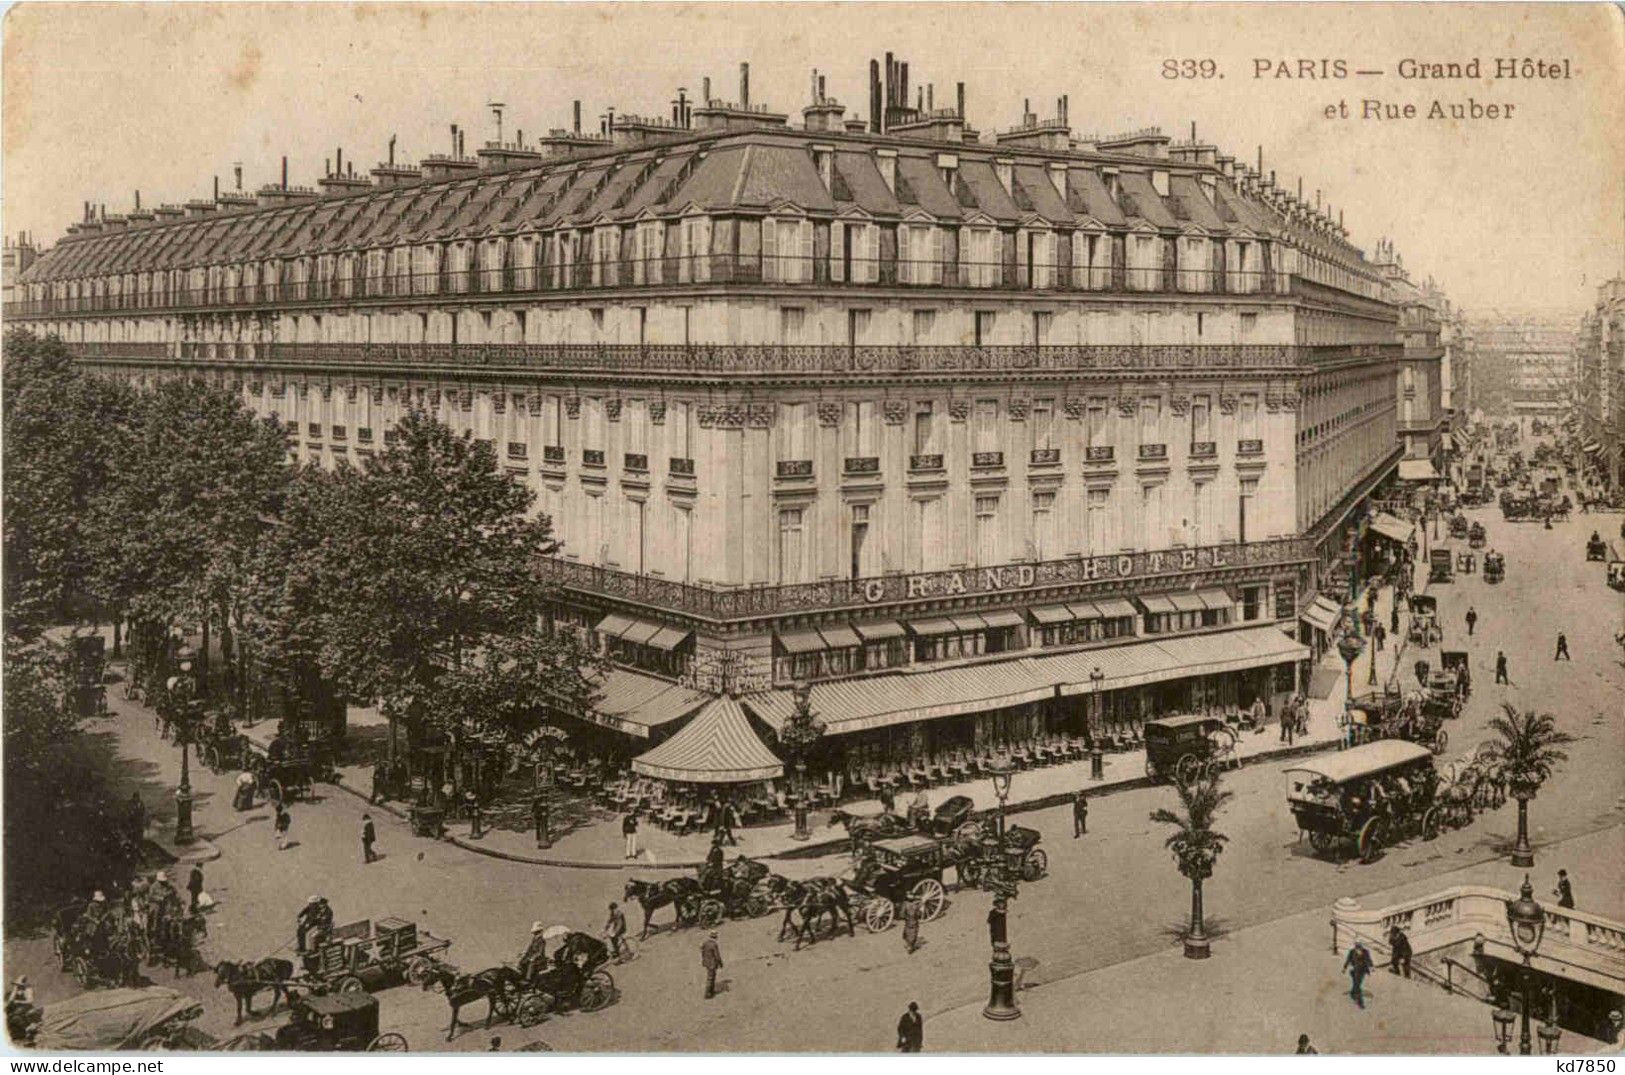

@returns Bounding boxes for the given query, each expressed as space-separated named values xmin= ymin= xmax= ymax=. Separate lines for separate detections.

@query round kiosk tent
xmin=631 ymin=695 xmax=784 ymax=784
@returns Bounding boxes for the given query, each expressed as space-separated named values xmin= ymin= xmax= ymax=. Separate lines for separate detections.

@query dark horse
xmin=214 ymin=959 xmax=295 ymax=1024
xmin=828 ymin=809 xmax=910 ymax=855
xmin=422 ymin=964 xmax=521 ymax=1041
xmin=623 ymin=878 xmax=700 ymax=940
xmin=772 ymin=877 xmax=855 ymax=950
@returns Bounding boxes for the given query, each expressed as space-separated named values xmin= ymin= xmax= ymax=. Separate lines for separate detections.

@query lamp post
xmin=1505 ymin=874 xmax=1547 ymax=1057
xmin=1089 ymin=666 xmax=1105 ymax=780
xmin=167 ymin=658 xmax=200 ymax=845
xmin=981 ymin=754 xmax=1021 ymax=1021
xmin=1336 ymin=634 xmax=1363 ymax=707
xmin=780 ymin=680 xmax=824 ymax=842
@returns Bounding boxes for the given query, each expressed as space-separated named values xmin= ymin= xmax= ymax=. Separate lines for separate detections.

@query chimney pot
xmin=957 ymin=81 xmax=965 ymax=119
xmin=740 ymin=61 xmax=750 ymax=110
xmin=702 ymin=78 xmax=710 ymax=104
xmin=282 ymin=156 xmax=288 ymax=188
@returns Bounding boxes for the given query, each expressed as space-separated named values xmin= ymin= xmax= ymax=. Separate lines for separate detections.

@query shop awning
xmin=1067 ymin=600 xmax=1106 ymax=620
xmin=632 ymin=695 xmax=784 ymax=784
xmin=1398 ymin=459 xmax=1441 ymax=481
xmin=776 ymin=628 xmax=826 ymax=654
xmin=1169 ymin=593 xmax=1207 ymax=613
xmin=819 ymin=624 xmax=862 ymax=649
xmin=746 ymin=624 xmax=1309 ymax=736
xmin=981 ymin=610 xmax=1026 ymax=629
xmin=1138 ymin=594 xmax=1178 ymax=615
xmin=1368 ymin=513 xmax=1415 ymax=545
xmin=908 ymin=617 xmax=960 ymax=636
xmin=1196 ymin=588 xmax=1233 ymax=611
xmin=1029 ymin=604 xmax=1075 ymax=624
xmin=594 ymin=612 xmax=636 ymax=638
xmin=620 ymin=619 xmax=662 ymax=646
xmin=1300 ymin=595 xmax=1343 ymax=634
xmin=583 ymin=668 xmax=713 ymax=739
xmin=1091 ymin=597 xmax=1139 ymax=619
xmin=645 ymin=626 xmax=693 ymax=651
xmin=854 ymin=619 xmax=906 ymax=641
xmin=952 ymin=612 xmax=990 ymax=631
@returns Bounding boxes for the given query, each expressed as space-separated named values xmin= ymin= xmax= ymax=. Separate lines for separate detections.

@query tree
xmin=1149 ymin=770 xmax=1233 ymax=959
xmin=1483 ymin=703 xmax=1574 ymax=867
xmin=2 ymin=330 xmax=137 ymax=634
xmin=295 ymin=412 xmax=599 ymax=777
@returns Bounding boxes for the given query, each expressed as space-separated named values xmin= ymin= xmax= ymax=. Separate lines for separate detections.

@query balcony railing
xmin=1190 ymin=441 xmax=1217 ymax=459
xmin=1085 ymin=445 xmax=1115 ymax=464
xmin=7 ymin=261 xmax=1302 ymax=319
xmin=624 ymin=452 xmax=649 ymax=472
xmin=972 ymin=451 xmax=1005 ymax=469
xmin=844 ymin=456 xmax=880 ymax=474
xmin=909 ymin=454 xmax=944 ymax=472
xmin=1237 ymin=438 xmax=1265 ymax=456
xmin=1029 ymin=447 xmax=1061 ymax=466
xmin=542 ymin=445 xmax=565 ymax=465
xmin=1138 ymin=443 xmax=1168 ymax=461
xmin=538 ymin=535 xmax=1314 ymax=621
xmin=62 ymin=340 xmax=1397 ymax=376
xmin=582 ymin=448 xmax=605 ymax=466
xmin=669 ymin=456 xmax=695 ymax=477
xmin=776 ymin=459 xmax=814 ymax=479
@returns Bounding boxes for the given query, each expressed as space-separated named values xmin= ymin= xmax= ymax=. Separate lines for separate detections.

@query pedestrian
xmin=897 ymin=1001 xmax=924 ymax=1053
xmin=605 ymin=902 xmax=628 ymax=961
xmin=369 ymin=760 xmax=386 ymax=805
xmin=1249 ymin=694 xmax=1267 ymax=732
xmin=714 ymin=798 xmax=738 ymax=847
xmin=532 ymin=794 xmax=550 ymax=849
xmin=1342 ymin=940 xmax=1373 ymax=1008
xmin=1373 ymin=622 xmax=1386 ymax=652
xmin=465 ymin=789 xmax=482 ymax=838
xmin=622 ymin=811 xmax=639 ymax=860
xmin=1495 ymin=651 xmax=1509 ymax=685
xmin=1279 ymin=699 xmax=1296 ymax=746
xmin=700 ymin=930 xmax=723 ymax=999
xmin=1295 ymin=1034 xmax=1318 ymax=1054
xmin=1554 ymin=869 xmax=1574 ymax=909
xmin=274 ymin=803 xmax=291 ymax=851
xmin=901 ymin=897 xmax=921 ymax=954
xmin=1387 ymin=924 xmax=1412 ymax=979
xmin=880 ymin=785 xmax=897 ymax=815
xmin=1554 ymin=632 xmax=1571 ymax=661
xmin=1294 ymin=693 xmax=1309 ymax=736
xmin=362 ymin=812 xmax=377 ymax=863
xmin=1072 ymin=790 xmax=1088 ymax=837
xmin=187 ymin=865 xmax=203 ymax=913
xmin=1466 ymin=606 xmax=1478 ymax=637
xmin=1390 ymin=604 xmax=1400 ymax=636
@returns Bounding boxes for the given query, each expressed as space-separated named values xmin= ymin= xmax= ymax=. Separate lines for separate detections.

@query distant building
xmin=1469 ymin=312 xmax=1579 ymax=435
xmin=1576 ymin=278 xmax=1625 ymax=491
xmin=8 ymin=57 xmax=1423 ymax=777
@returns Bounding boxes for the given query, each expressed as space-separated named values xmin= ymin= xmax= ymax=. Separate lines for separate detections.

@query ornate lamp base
xmin=983 ymin=941 xmax=1022 ymax=1020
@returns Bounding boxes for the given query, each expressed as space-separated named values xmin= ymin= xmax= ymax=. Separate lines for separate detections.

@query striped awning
xmin=584 ymin=668 xmax=712 ymax=739
xmin=1300 ymin=595 xmax=1344 ymax=634
xmin=1583 ymin=441 xmax=1602 ymax=454
xmin=1030 ymin=604 xmax=1075 ymax=624
xmin=776 ymin=628 xmax=826 ymax=654
xmin=1169 ymin=593 xmax=1207 ymax=613
xmin=1196 ymin=588 xmax=1233 ymax=611
xmin=646 ymin=626 xmax=692 ymax=651
xmin=854 ymin=619 xmax=906 ymax=641
xmin=632 ymin=695 xmax=784 ymax=784
xmin=1139 ymin=594 xmax=1178 ymax=615
xmin=1092 ymin=597 xmax=1139 ymax=619
xmin=1368 ymin=513 xmax=1415 ymax=545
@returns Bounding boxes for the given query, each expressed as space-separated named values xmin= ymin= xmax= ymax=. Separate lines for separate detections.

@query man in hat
xmin=362 ymin=813 xmax=377 ymax=864
xmin=1554 ymin=869 xmax=1575 ymax=909
xmin=296 ymin=895 xmax=332 ymax=953
xmin=1495 ymin=651 xmax=1510 ymax=685
xmin=897 ymin=1002 xmax=924 ymax=1053
xmin=1295 ymin=1034 xmax=1317 ymax=1054
xmin=518 ymin=922 xmax=550 ymax=985
xmin=187 ymin=865 xmax=204 ymax=914
xmin=1073 ymin=790 xmax=1089 ymax=837
xmin=604 ymin=902 xmax=628 ymax=961
xmin=622 ymin=811 xmax=640 ymax=860
xmin=700 ymin=930 xmax=723 ymax=999
xmin=702 ymin=833 xmax=726 ymax=892
xmin=1387 ymin=923 xmax=1413 ymax=979
xmin=1342 ymin=940 xmax=1374 ymax=1008
xmin=1466 ymin=606 xmax=1478 ymax=637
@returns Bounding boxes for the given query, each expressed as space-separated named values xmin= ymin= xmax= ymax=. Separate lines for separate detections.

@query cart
xmin=300 ymin=917 xmax=452 ymax=995
xmin=1439 ymin=651 xmax=1471 ymax=699
xmin=691 ymin=856 xmax=777 ymax=928
xmin=1448 ymin=514 xmax=1469 ymax=539
xmin=1143 ymin=714 xmax=1238 ymax=785
xmin=217 ymin=992 xmax=407 ymax=1052
xmin=507 ymin=931 xmax=617 ymax=1027
xmin=1483 ymin=551 xmax=1506 ymax=584
xmin=1586 ymin=533 xmax=1607 ymax=561
xmin=1428 ymin=545 xmax=1455 ymax=583
xmin=998 ymin=824 xmax=1048 ymax=882
xmin=243 ymin=734 xmax=321 ymax=802
xmin=1286 ymin=740 xmax=1441 ymax=863
xmin=844 ymin=835 xmax=951 ymax=932
xmin=922 ymin=794 xmax=977 ymax=837
xmin=1468 ymin=522 xmax=1487 ymax=548
xmin=30 ymin=987 xmax=204 ymax=1051
xmin=1455 ymin=550 xmax=1476 ymax=575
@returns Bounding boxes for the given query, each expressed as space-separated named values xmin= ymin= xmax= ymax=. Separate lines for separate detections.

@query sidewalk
xmin=925 ymin=824 xmax=1621 ymax=1054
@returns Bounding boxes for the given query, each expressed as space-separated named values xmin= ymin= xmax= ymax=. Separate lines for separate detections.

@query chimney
xmin=282 ymin=156 xmax=289 ymax=188
xmin=234 ymin=163 xmax=243 ymax=189
xmin=927 ymin=84 xmax=933 ymax=111
xmin=702 ymin=78 xmax=710 ymax=105
xmin=388 ymin=136 xmax=396 ymax=165
xmin=573 ymin=100 xmax=582 ymax=133
xmin=336 ymin=147 xmax=343 ymax=175
xmin=213 ymin=175 xmax=220 ymax=201
xmin=900 ymin=62 xmax=909 ymax=115
xmin=870 ymin=59 xmax=881 ymax=134
xmin=451 ymin=123 xmax=459 ymax=155
xmin=818 ymin=74 xmax=826 ymax=101
xmin=740 ymin=62 xmax=749 ymax=110
xmin=134 ymin=189 xmax=141 ymax=211
xmin=957 ymin=81 xmax=965 ymax=119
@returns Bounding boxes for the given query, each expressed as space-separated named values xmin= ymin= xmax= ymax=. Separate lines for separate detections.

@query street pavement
xmin=6 ymin=498 xmax=1621 ymax=1053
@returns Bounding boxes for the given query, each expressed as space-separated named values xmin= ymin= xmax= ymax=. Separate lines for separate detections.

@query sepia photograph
xmin=1 ymin=1 xmax=1622 ymax=1058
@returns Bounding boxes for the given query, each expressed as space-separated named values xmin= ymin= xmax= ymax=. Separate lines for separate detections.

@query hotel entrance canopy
xmin=746 ymin=624 xmax=1308 ymax=736
xmin=631 ymin=695 xmax=784 ymax=783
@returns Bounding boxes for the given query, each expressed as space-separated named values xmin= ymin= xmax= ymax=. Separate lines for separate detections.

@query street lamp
xmin=166 ymin=658 xmax=200 ymax=845
xmin=1089 ymin=666 xmax=1105 ymax=780
xmin=1505 ymin=874 xmax=1547 ymax=1056
xmin=987 ymin=753 xmax=1014 ymax=838
xmin=1336 ymin=634 xmax=1364 ymax=706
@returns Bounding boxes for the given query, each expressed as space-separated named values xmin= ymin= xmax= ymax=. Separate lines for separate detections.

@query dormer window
xmin=961 ymin=226 xmax=999 ymax=288
xmin=812 ymin=146 xmax=834 ymax=191
xmin=763 ymin=215 xmax=812 ymax=283
xmin=995 ymin=159 xmax=1014 ymax=196
xmin=1021 ymin=228 xmax=1055 ymax=289
xmin=1074 ymin=229 xmax=1108 ymax=291
xmin=1177 ymin=234 xmax=1210 ymax=293
xmin=678 ymin=215 xmax=712 ymax=283
xmin=831 ymin=219 xmax=876 ymax=284
xmin=633 ymin=221 xmax=663 ymax=285
xmin=898 ymin=223 xmax=942 ymax=285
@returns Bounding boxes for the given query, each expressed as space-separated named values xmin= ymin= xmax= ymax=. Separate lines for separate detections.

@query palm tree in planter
xmin=1484 ymin=703 xmax=1574 ymax=867
xmin=777 ymin=680 xmax=825 ymax=841
xmin=1150 ymin=770 xmax=1234 ymax=959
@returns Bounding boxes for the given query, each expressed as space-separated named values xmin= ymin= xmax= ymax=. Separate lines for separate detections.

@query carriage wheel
xmin=516 ymin=995 xmax=550 ymax=1028
xmin=578 ymin=971 xmax=614 ymax=1012
xmin=1432 ymin=729 xmax=1448 ymax=755
xmin=1175 ymin=754 xmax=1201 ymax=786
xmin=1421 ymin=807 xmax=1440 ymax=841
xmin=910 ymin=878 xmax=947 ymax=921
xmin=336 ymin=974 xmax=367 ymax=994
xmin=675 ymin=895 xmax=698 ymax=926
xmin=698 ymin=899 xmax=725 ymax=929
xmin=1022 ymin=848 xmax=1048 ymax=882
xmin=744 ymin=889 xmax=772 ymax=919
xmin=298 ymin=774 xmax=315 ymax=798
xmin=367 ymin=1033 xmax=409 ymax=1052
xmin=958 ymin=858 xmax=983 ymax=890
xmin=1357 ymin=818 xmax=1384 ymax=864
xmin=405 ymin=956 xmax=436 ymax=988
xmin=489 ymin=987 xmax=517 ymax=1020
xmin=863 ymin=899 xmax=895 ymax=933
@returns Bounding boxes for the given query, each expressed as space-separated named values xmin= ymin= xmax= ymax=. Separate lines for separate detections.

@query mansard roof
xmin=19 ymin=125 xmax=1371 ymax=284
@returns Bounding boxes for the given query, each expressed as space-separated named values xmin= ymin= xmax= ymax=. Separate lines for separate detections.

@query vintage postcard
xmin=2 ymin=1 xmax=1622 ymax=1058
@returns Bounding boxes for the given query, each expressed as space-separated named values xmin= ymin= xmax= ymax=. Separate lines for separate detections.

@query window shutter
xmin=830 ymin=221 xmax=845 ymax=282
xmin=898 ymin=225 xmax=911 ymax=284
xmin=931 ymin=227 xmax=944 ymax=284
xmin=799 ymin=220 xmax=813 ymax=283
xmin=763 ymin=218 xmax=779 ymax=281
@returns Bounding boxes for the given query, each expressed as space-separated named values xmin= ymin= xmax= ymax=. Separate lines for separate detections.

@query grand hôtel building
xmin=6 ymin=58 xmax=1412 ymax=779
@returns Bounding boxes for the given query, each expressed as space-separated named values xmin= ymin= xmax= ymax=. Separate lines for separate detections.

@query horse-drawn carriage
xmin=50 ymin=900 xmax=148 ymax=989
xmin=28 ymin=987 xmax=206 ymax=1051
xmin=1586 ymin=532 xmax=1608 ymax=561
xmin=844 ymin=835 xmax=953 ymax=933
xmin=1286 ymin=740 xmax=1442 ymax=863
xmin=1483 ymin=551 xmax=1506 ymax=584
xmin=220 ymin=991 xmax=408 ymax=1052
xmin=1428 ymin=545 xmax=1455 ymax=583
xmin=1408 ymin=594 xmax=1442 ymax=648
xmin=691 ymin=856 xmax=778 ymax=928
xmin=1345 ymin=692 xmax=1448 ymax=755
xmin=299 ymin=916 xmax=452 ymax=995
xmin=1448 ymin=513 xmax=1470 ymax=540
xmin=417 ymin=928 xmax=615 ymax=1041
xmin=1467 ymin=522 xmax=1487 ymax=549
xmin=243 ymin=733 xmax=324 ymax=803
xmin=1143 ymin=714 xmax=1238 ymax=785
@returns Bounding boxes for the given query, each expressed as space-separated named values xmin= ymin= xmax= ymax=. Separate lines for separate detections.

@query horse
xmin=827 ymin=809 xmax=907 ymax=855
xmin=422 ymin=964 xmax=521 ymax=1041
xmin=214 ymin=959 xmax=295 ymax=1023
xmin=775 ymin=877 xmax=855 ymax=950
xmin=152 ymin=911 xmax=207 ymax=977
xmin=623 ymin=878 xmax=700 ymax=940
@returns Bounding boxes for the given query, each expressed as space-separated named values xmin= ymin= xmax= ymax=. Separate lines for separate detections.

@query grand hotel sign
xmin=544 ymin=537 xmax=1312 ymax=621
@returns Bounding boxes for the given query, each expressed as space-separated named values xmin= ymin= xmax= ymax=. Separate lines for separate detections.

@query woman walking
xmin=274 ymin=803 xmax=291 ymax=851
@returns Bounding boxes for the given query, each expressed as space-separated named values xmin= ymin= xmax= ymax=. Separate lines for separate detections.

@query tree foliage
xmin=1149 ymin=771 xmax=1234 ymax=882
xmin=1483 ymin=703 xmax=1574 ymax=801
